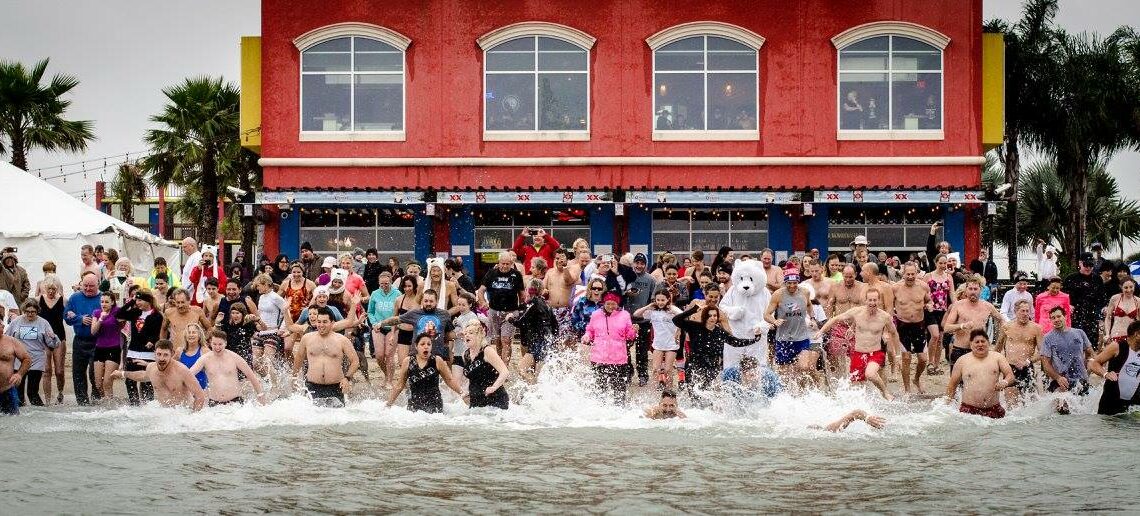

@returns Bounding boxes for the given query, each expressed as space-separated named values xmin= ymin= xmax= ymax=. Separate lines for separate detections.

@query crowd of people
xmin=0 ymin=222 xmax=1137 ymax=424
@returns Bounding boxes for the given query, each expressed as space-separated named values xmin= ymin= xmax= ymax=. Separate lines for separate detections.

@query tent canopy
xmin=0 ymin=162 xmax=179 ymax=290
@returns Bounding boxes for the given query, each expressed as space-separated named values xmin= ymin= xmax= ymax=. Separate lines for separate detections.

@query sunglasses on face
xmin=590 ymin=287 xmax=604 ymax=292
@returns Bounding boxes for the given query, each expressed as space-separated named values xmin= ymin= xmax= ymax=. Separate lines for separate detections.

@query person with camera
xmin=511 ymin=226 xmax=560 ymax=276
xmin=0 ymin=247 xmax=30 ymax=306
xmin=188 ymin=245 xmax=228 ymax=307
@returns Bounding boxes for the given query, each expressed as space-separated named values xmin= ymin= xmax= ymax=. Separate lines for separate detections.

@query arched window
xmin=479 ymin=22 xmax=595 ymax=141
xmin=833 ymin=22 xmax=949 ymax=140
xmin=647 ymin=22 xmax=764 ymax=141
xmin=295 ymin=23 xmax=410 ymax=141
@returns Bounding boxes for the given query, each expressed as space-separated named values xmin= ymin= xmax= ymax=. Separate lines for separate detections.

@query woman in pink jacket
xmin=581 ymin=292 xmax=636 ymax=405
xmin=1034 ymin=277 xmax=1072 ymax=332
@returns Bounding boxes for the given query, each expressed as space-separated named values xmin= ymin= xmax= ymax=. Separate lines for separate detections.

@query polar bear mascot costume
xmin=719 ymin=258 xmax=772 ymax=370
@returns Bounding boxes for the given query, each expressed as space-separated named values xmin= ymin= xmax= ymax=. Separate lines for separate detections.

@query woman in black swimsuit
xmin=387 ymin=333 xmax=464 ymax=413
xmin=393 ymin=275 xmax=420 ymax=366
xmin=461 ymin=320 xmax=510 ymax=409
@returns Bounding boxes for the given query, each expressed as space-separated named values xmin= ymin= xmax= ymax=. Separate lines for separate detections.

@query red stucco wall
xmin=260 ymin=0 xmax=983 ymax=190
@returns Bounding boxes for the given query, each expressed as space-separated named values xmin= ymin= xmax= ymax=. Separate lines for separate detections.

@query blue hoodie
xmin=64 ymin=291 xmax=102 ymax=339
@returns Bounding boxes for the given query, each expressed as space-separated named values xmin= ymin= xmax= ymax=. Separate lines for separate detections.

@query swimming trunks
xmin=959 ymin=402 xmax=1006 ymax=419
xmin=1 ymin=387 xmax=18 ymax=415
xmin=828 ymin=322 xmax=854 ymax=357
xmin=848 ymin=349 xmax=885 ymax=382
xmin=208 ymin=396 xmax=245 ymax=407
xmin=306 ymin=381 xmax=346 ymax=406
xmin=925 ymin=309 xmax=946 ymax=328
xmin=897 ymin=320 xmax=927 ymax=354
xmin=94 ymin=346 xmax=121 ymax=362
xmin=1011 ymin=364 xmax=1036 ymax=393
xmin=774 ymin=339 xmax=811 ymax=365
xmin=948 ymin=347 xmax=972 ymax=369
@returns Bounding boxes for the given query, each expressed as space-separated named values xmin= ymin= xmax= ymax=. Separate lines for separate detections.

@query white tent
xmin=0 ymin=162 xmax=179 ymax=291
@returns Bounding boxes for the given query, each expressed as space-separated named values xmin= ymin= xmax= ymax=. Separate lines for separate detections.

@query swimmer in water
xmin=387 ymin=333 xmax=465 ymax=413
xmin=187 ymin=329 xmax=268 ymax=406
xmin=644 ymin=389 xmax=686 ymax=419
xmin=813 ymin=409 xmax=887 ymax=432
xmin=114 ymin=340 xmax=207 ymax=411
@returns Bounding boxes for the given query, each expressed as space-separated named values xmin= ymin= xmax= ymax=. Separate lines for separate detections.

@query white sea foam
xmin=2 ymin=349 xmax=1108 ymax=437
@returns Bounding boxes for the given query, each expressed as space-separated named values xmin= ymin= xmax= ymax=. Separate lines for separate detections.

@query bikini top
xmin=1113 ymin=301 xmax=1138 ymax=319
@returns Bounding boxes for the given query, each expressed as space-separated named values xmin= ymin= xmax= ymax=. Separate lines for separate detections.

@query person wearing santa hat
xmin=188 ymin=245 xmax=228 ymax=307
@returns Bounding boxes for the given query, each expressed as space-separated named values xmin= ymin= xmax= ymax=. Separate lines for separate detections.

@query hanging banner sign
xmin=814 ymin=190 xmax=984 ymax=204
xmin=626 ymin=191 xmax=799 ymax=204
xmin=437 ymin=191 xmax=609 ymax=204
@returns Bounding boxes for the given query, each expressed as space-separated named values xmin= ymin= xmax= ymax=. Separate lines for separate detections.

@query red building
xmin=244 ymin=0 xmax=1004 ymax=276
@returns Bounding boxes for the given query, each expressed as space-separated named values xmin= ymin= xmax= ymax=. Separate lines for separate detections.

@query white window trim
xmin=296 ymin=24 xmax=410 ymax=139
xmin=481 ymin=33 xmax=592 ymax=140
xmin=648 ymin=23 xmax=763 ymax=142
xmin=834 ymin=28 xmax=946 ymax=140
xmin=831 ymin=21 xmax=950 ymax=51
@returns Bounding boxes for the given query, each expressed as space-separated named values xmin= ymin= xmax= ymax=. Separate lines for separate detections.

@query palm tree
xmin=0 ymin=58 xmax=95 ymax=170
xmin=984 ymin=0 xmax=1061 ymax=278
xmin=110 ymin=161 xmax=147 ymax=226
xmin=1019 ymin=28 xmax=1140 ymax=267
xmin=142 ymin=76 xmax=240 ymax=246
xmin=990 ymin=159 xmax=1140 ymax=257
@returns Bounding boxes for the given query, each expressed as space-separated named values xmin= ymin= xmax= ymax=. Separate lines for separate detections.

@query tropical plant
xmin=142 ymin=76 xmax=241 ymax=248
xmin=0 ymin=58 xmax=95 ymax=170
xmin=1018 ymin=28 xmax=1140 ymax=267
xmin=984 ymin=0 xmax=1061 ymax=277
xmin=110 ymin=161 xmax=147 ymax=226
xmin=985 ymin=158 xmax=1140 ymax=259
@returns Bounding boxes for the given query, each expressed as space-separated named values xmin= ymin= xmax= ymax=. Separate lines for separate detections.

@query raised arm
xmin=672 ymin=305 xmax=702 ymax=333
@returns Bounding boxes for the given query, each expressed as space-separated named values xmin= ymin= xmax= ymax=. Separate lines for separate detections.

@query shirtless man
xmin=815 ymin=289 xmax=900 ymax=400
xmin=114 ymin=340 xmax=206 ymax=411
xmin=946 ymin=329 xmax=1014 ymax=418
xmin=160 ymin=288 xmax=212 ymax=352
xmin=201 ymin=278 xmax=223 ymax=323
xmin=187 ymin=329 xmax=267 ymax=406
xmin=544 ymin=248 xmax=578 ymax=344
xmin=293 ymin=306 xmax=359 ymax=406
xmin=760 ymin=250 xmax=781 ymax=293
xmin=942 ymin=277 xmax=1004 ymax=369
xmin=862 ymin=262 xmax=897 ymax=381
xmin=804 ymin=262 xmax=832 ymax=312
xmin=892 ymin=263 xmax=932 ymax=393
xmin=994 ymin=300 xmax=1044 ymax=406
xmin=0 ymin=321 xmax=31 ymax=415
xmin=825 ymin=265 xmax=866 ymax=375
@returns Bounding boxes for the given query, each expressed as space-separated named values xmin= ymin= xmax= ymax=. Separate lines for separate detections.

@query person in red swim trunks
xmin=946 ymin=329 xmax=1014 ymax=418
xmin=815 ymin=288 xmax=900 ymax=400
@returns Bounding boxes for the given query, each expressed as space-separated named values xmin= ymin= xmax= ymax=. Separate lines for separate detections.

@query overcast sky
xmin=1 ymin=0 xmax=1137 ymax=203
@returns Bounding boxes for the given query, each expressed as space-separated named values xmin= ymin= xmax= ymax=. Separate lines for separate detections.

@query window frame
xmin=651 ymin=208 xmax=769 ymax=256
xmin=832 ymin=21 xmax=950 ymax=141
xmin=646 ymin=22 xmax=765 ymax=142
xmin=294 ymin=23 xmax=411 ymax=142
xmin=481 ymin=35 xmax=592 ymax=141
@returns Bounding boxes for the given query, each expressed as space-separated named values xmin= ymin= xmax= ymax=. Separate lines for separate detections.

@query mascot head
xmin=731 ymin=259 xmax=765 ymax=297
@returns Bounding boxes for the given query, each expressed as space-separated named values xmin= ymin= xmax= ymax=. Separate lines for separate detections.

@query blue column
xmin=768 ymin=207 xmax=792 ymax=254
xmin=590 ymin=204 xmax=615 ymax=249
xmin=449 ymin=207 xmax=475 ymax=277
xmin=806 ymin=204 xmax=829 ymax=253
xmin=413 ymin=208 xmax=433 ymax=264
xmin=627 ymin=204 xmax=652 ymax=258
xmin=279 ymin=207 xmax=300 ymax=259
xmin=944 ymin=207 xmax=965 ymax=255
xmin=148 ymin=208 xmax=160 ymax=237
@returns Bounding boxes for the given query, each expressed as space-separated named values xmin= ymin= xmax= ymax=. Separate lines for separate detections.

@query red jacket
xmin=512 ymin=233 xmax=560 ymax=274
xmin=188 ymin=265 xmax=228 ymax=306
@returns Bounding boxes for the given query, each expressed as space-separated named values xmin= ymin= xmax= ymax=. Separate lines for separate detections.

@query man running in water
xmin=293 ymin=307 xmax=359 ymax=406
xmin=943 ymin=277 xmax=1004 ymax=369
xmin=994 ymin=300 xmax=1043 ymax=406
xmin=892 ymin=263 xmax=932 ymax=394
xmin=826 ymin=265 xmax=866 ymax=377
xmin=815 ymin=289 xmax=900 ymax=400
xmin=544 ymin=248 xmax=578 ymax=345
xmin=114 ymin=340 xmax=206 ymax=411
xmin=862 ymin=262 xmax=897 ymax=381
xmin=0 ymin=320 xmax=31 ymax=415
xmin=187 ymin=329 xmax=268 ymax=406
xmin=946 ymin=329 xmax=1014 ymax=418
